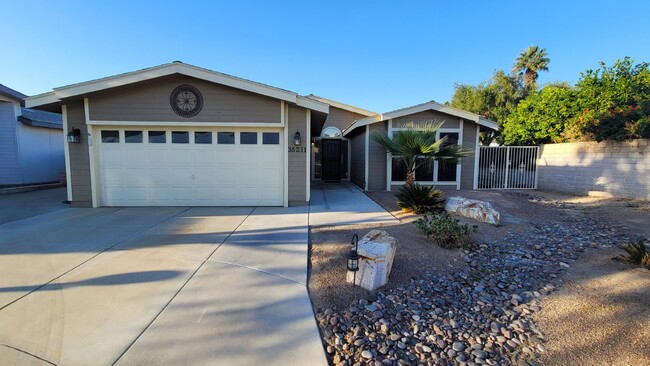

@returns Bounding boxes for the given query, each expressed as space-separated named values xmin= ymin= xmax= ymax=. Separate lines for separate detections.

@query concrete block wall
xmin=537 ymin=139 xmax=650 ymax=200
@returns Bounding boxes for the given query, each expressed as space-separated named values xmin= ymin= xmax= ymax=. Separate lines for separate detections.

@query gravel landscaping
xmin=309 ymin=190 xmax=650 ymax=366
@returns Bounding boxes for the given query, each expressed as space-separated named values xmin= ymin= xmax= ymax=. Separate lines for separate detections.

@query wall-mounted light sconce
xmin=67 ymin=127 xmax=81 ymax=143
xmin=293 ymin=131 xmax=302 ymax=146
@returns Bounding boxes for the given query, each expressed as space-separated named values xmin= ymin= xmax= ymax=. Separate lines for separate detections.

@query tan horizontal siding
xmin=367 ymin=122 xmax=387 ymax=190
xmin=89 ymin=74 xmax=281 ymax=123
xmin=349 ymin=130 xmax=365 ymax=189
xmin=287 ymin=104 xmax=307 ymax=202
xmin=393 ymin=110 xmax=460 ymax=129
xmin=460 ymin=122 xmax=478 ymax=189
xmin=66 ymin=101 xmax=93 ymax=204
xmin=321 ymin=107 xmax=366 ymax=133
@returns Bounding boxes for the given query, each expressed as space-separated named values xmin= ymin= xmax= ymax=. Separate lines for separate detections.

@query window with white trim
xmin=390 ymin=129 xmax=460 ymax=183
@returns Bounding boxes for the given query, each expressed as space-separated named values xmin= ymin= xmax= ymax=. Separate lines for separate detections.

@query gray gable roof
xmin=18 ymin=108 xmax=63 ymax=129
xmin=0 ymin=84 xmax=27 ymax=104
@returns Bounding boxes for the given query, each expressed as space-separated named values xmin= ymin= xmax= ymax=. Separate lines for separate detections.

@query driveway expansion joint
xmin=0 ymin=343 xmax=58 ymax=366
xmin=111 ymin=207 xmax=255 ymax=365
xmin=0 ymin=207 xmax=193 ymax=312
xmin=207 ymin=259 xmax=307 ymax=286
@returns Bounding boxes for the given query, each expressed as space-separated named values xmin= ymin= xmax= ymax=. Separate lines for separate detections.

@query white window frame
xmin=388 ymin=126 xmax=461 ymax=187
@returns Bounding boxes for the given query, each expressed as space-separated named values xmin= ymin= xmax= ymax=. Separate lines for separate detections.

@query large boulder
xmin=445 ymin=196 xmax=501 ymax=226
xmin=346 ymin=230 xmax=397 ymax=291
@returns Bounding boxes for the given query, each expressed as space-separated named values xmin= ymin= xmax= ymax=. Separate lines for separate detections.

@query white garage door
xmin=98 ymin=128 xmax=283 ymax=206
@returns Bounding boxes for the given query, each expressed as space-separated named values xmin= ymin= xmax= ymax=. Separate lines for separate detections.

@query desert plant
xmin=414 ymin=213 xmax=478 ymax=249
xmin=395 ymin=183 xmax=445 ymax=214
xmin=617 ymin=239 xmax=650 ymax=268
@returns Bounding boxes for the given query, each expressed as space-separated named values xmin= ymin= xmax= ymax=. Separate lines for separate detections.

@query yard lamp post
xmin=347 ymin=234 xmax=360 ymax=285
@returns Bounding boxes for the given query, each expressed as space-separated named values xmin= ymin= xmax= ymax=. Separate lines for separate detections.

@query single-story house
xmin=0 ymin=84 xmax=64 ymax=186
xmin=26 ymin=62 xmax=497 ymax=207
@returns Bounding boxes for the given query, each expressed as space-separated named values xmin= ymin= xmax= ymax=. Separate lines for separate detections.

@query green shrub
xmin=618 ymin=239 xmax=650 ymax=268
xmin=395 ymin=184 xmax=445 ymax=214
xmin=414 ymin=213 xmax=478 ymax=249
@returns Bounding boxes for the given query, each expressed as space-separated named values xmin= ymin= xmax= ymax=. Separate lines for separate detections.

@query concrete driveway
xmin=0 ymin=191 xmax=326 ymax=365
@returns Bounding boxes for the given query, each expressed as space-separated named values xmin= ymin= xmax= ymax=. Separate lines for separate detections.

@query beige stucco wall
xmin=537 ymin=139 xmax=650 ymax=199
xmin=89 ymin=74 xmax=281 ymax=123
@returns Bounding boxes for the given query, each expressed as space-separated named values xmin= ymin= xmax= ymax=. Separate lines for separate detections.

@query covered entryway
xmin=312 ymin=126 xmax=349 ymax=182
xmin=98 ymin=127 xmax=284 ymax=206
xmin=321 ymin=139 xmax=341 ymax=181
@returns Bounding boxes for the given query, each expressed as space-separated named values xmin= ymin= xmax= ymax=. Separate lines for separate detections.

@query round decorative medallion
xmin=170 ymin=85 xmax=203 ymax=118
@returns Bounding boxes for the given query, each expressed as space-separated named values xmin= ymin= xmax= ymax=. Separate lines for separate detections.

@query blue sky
xmin=1 ymin=1 xmax=648 ymax=112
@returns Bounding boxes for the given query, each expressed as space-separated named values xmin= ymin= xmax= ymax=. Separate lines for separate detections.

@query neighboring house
xmin=26 ymin=62 xmax=497 ymax=208
xmin=0 ymin=84 xmax=64 ymax=186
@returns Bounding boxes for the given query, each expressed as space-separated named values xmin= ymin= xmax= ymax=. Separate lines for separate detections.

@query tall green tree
xmin=575 ymin=57 xmax=650 ymax=141
xmin=513 ymin=46 xmax=550 ymax=90
xmin=450 ymin=70 xmax=522 ymax=124
xmin=450 ymin=70 xmax=523 ymax=144
xmin=501 ymin=83 xmax=577 ymax=145
xmin=372 ymin=122 xmax=471 ymax=186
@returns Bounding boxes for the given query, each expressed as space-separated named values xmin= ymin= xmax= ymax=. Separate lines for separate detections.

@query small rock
xmin=361 ymin=350 xmax=373 ymax=359
xmin=452 ymin=342 xmax=466 ymax=352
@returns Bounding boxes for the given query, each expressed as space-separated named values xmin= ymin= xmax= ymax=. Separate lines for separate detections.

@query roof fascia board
xmin=382 ymin=102 xmax=479 ymax=122
xmin=179 ymin=64 xmax=297 ymax=102
xmin=342 ymin=114 xmax=383 ymax=136
xmin=478 ymin=118 xmax=499 ymax=130
xmin=53 ymin=64 xmax=175 ymax=99
xmin=31 ymin=63 xmax=301 ymax=107
xmin=296 ymin=96 xmax=329 ymax=113
xmin=25 ymin=92 xmax=59 ymax=108
xmin=343 ymin=102 xmax=499 ymax=136
xmin=307 ymin=96 xmax=376 ymax=116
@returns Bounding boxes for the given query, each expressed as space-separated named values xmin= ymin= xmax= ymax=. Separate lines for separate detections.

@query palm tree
xmin=372 ymin=121 xmax=471 ymax=186
xmin=513 ymin=46 xmax=550 ymax=89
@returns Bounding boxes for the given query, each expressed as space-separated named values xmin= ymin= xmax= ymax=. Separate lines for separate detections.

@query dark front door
xmin=322 ymin=139 xmax=341 ymax=181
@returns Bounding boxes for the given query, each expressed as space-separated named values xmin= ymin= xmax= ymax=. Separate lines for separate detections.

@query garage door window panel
xmin=101 ymin=130 xmax=120 ymax=143
xmin=217 ymin=132 xmax=235 ymax=144
xmin=125 ymin=130 xmax=143 ymax=143
xmin=149 ymin=131 xmax=166 ymax=143
xmin=194 ymin=132 xmax=212 ymax=144
xmin=263 ymin=132 xmax=279 ymax=144
xmin=172 ymin=131 xmax=189 ymax=144
xmin=240 ymin=132 xmax=257 ymax=145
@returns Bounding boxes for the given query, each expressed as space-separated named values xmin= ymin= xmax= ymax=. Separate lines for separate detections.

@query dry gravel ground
xmin=309 ymin=189 xmax=650 ymax=365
